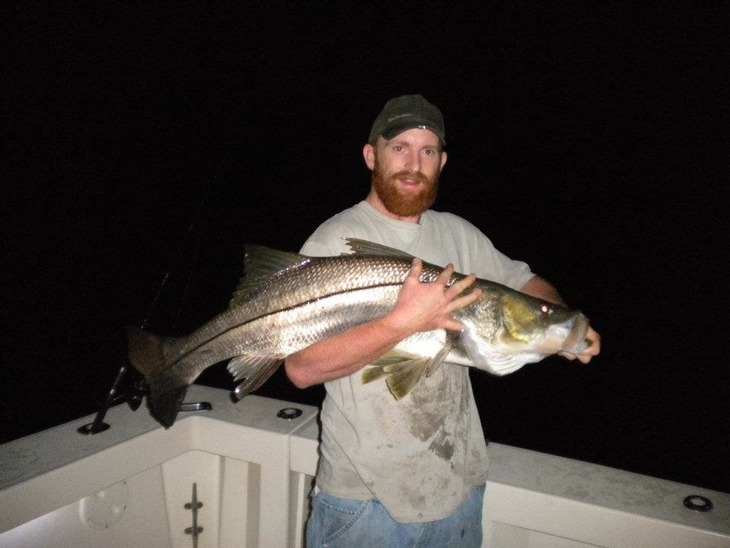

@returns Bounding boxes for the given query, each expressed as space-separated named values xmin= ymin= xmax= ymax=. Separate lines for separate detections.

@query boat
xmin=1 ymin=384 xmax=728 ymax=547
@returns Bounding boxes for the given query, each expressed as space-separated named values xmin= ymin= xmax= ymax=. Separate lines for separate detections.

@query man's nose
xmin=403 ymin=150 xmax=420 ymax=172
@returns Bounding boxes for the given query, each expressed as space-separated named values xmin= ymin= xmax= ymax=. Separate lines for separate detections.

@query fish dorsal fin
xmin=344 ymin=238 xmax=415 ymax=260
xmin=229 ymin=245 xmax=307 ymax=308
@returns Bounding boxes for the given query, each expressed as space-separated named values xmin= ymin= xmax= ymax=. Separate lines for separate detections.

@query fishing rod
xmin=140 ymin=177 xmax=220 ymax=332
xmin=79 ymin=147 xmax=236 ymax=434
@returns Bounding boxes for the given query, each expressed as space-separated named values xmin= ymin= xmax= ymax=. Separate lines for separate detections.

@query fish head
xmin=497 ymin=292 xmax=590 ymax=355
xmin=458 ymin=289 xmax=590 ymax=375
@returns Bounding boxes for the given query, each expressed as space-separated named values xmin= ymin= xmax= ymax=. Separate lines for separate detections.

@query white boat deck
xmin=1 ymin=385 xmax=728 ymax=547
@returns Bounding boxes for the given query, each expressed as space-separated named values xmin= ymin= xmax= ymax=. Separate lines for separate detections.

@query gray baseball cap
xmin=368 ymin=94 xmax=446 ymax=145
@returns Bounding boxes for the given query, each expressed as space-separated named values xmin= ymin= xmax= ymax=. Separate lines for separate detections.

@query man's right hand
xmin=385 ymin=258 xmax=482 ymax=335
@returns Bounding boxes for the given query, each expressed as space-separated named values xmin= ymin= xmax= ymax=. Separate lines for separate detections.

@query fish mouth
xmin=539 ymin=313 xmax=590 ymax=355
xmin=560 ymin=313 xmax=590 ymax=354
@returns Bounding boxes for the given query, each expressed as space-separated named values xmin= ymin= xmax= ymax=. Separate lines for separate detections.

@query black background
xmin=3 ymin=4 xmax=727 ymax=493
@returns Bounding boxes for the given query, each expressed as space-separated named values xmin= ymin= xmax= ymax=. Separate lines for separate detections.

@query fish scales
xmin=167 ymin=256 xmax=416 ymax=364
xmin=128 ymin=239 xmax=591 ymax=427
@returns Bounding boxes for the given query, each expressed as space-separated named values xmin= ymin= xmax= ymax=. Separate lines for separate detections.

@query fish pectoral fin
xmin=227 ymin=355 xmax=283 ymax=401
xmin=361 ymin=365 xmax=388 ymax=384
xmin=371 ymin=349 xmax=418 ymax=366
xmin=383 ymin=357 xmax=431 ymax=400
xmin=362 ymin=344 xmax=455 ymax=399
xmin=362 ymin=349 xmax=417 ymax=385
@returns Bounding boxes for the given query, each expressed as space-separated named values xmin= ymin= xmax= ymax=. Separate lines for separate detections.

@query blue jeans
xmin=306 ymin=483 xmax=485 ymax=547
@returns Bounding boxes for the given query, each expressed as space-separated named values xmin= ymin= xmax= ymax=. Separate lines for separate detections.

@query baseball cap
xmin=368 ymin=94 xmax=446 ymax=145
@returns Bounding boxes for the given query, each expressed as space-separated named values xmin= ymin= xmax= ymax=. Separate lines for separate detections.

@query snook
xmin=128 ymin=239 xmax=590 ymax=427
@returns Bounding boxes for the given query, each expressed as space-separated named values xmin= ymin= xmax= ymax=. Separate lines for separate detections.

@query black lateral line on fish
xmin=162 ymin=281 xmax=405 ymax=370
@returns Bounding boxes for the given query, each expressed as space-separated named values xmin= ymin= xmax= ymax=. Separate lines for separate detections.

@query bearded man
xmin=285 ymin=94 xmax=600 ymax=547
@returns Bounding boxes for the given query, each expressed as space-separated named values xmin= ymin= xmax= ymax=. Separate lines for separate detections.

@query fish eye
xmin=540 ymin=304 xmax=552 ymax=315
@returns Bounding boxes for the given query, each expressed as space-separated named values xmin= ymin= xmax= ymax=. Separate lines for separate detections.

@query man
xmin=285 ymin=95 xmax=601 ymax=547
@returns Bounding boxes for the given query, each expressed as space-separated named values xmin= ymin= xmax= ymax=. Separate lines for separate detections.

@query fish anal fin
xmin=228 ymin=355 xmax=283 ymax=400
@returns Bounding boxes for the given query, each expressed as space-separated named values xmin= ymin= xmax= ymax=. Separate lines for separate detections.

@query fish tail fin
xmin=127 ymin=326 xmax=189 ymax=428
xmin=127 ymin=326 xmax=167 ymax=377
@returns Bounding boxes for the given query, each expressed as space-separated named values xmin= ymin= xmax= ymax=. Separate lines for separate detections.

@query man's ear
xmin=363 ymin=143 xmax=375 ymax=170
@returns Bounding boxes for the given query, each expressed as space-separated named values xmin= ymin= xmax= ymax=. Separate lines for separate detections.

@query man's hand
xmin=561 ymin=326 xmax=601 ymax=363
xmin=521 ymin=275 xmax=601 ymax=364
xmin=285 ymin=258 xmax=482 ymax=389
xmin=385 ymin=258 xmax=482 ymax=335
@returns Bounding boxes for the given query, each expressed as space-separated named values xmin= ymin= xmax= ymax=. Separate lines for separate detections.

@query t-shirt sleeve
xmin=449 ymin=215 xmax=535 ymax=290
xmin=300 ymin=220 xmax=354 ymax=257
xmin=473 ymin=235 xmax=534 ymax=290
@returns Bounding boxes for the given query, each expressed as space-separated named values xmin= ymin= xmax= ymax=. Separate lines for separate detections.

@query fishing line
xmin=140 ymin=146 xmax=237 ymax=332
xmin=139 ymin=194 xmax=208 ymax=332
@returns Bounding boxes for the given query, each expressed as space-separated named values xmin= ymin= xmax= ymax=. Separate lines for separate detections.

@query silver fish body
xmin=128 ymin=239 xmax=590 ymax=427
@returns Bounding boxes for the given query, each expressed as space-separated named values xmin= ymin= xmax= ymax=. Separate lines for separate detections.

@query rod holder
xmin=78 ymin=364 xmax=129 ymax=435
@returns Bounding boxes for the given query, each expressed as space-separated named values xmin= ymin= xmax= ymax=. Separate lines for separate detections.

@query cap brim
xmin=380 ymin=119 xmax=446 ymax=145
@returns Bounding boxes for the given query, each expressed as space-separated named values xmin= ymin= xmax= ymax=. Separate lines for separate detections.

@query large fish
xmin=128 ymin=239 xmax=591 ymax=427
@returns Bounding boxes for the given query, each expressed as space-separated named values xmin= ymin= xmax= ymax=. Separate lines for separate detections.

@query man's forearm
xmin=520 ymin=275 xmax=566 ymax=306
xmin=284 ymin=315 xmax=409 ymax=389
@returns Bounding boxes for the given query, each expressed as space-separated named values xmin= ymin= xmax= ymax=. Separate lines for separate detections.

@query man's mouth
xmin=394 ymin=172 xmax=428 ymax=187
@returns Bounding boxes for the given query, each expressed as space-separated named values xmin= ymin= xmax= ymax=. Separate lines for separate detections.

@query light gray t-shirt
xmin=301 ymin=201 xmax=534 ymax=523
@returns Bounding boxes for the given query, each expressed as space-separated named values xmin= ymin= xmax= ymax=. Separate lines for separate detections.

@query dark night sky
xmin=2 ymin=4 xmax=728 ymax=493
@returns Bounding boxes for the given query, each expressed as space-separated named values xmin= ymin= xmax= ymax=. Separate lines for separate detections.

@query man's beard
xmin=371 ymin=156 xmax=440 ymax=218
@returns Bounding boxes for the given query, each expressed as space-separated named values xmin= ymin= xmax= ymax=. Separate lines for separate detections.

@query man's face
xmin=368 ymin=128 xmax=447 ymax=218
